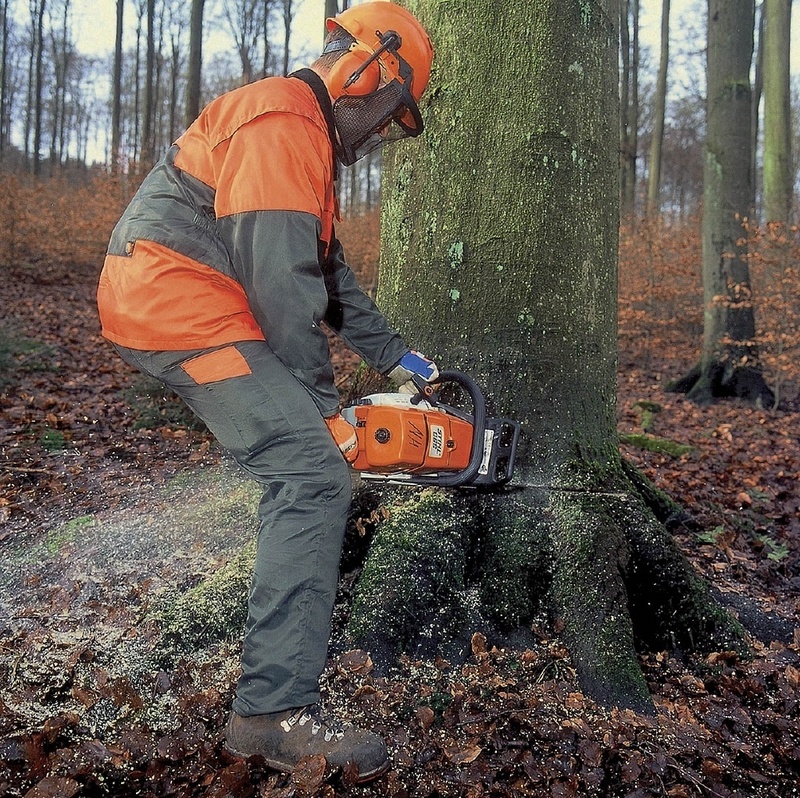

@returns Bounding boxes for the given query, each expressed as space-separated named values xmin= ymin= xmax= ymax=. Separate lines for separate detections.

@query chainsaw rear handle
xmin=406 ymin=369 xmax=487 ymax=488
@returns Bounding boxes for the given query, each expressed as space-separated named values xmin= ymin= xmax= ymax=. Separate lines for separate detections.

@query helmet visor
xmin=333 ymin=79 xmax=424 ymax=166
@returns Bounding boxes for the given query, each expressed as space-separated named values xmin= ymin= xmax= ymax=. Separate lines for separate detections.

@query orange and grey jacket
xmin=97 ymin=70 xmax=408 ymax=416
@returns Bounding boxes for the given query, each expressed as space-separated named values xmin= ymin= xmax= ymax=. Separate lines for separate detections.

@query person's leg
xmin=114 ymin=341 xmax=388 ymax=780
xmin=114 ymin=341 xmax=350 ymax=712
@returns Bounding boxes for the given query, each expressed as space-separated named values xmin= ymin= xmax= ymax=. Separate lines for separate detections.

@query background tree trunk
xmin=140 ymin=0 xmax=156 ymax=169
xmin=647 ymin=0 xmax=670 ymax=217
xmin=668 ymin=0 xmax=774 ymax=406
xmin=619 ymin=0 xmax=639 ymax=217
xmin=47 ymin=0 xmax=70 ymax=170
xmin=282 ymin=0 xmax=293 ymax=76
xmin=346 ymin=0 xmax=747 ymax=713
xmin=762 ymin=0 xmax=792 ymax=225
xmin=31 ymin=0 xmax=45 ymax=175
xmin=111 ymin=0 xmax=124 ymax=174
xmin=751 ymin=2 xmax=765 ymax=204
xmin=185 ymin=0 xmax=204 ymax=128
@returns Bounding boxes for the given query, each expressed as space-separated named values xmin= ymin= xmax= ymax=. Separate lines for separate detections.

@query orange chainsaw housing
xmin=347 ymin=402 xmax=474 ymax=475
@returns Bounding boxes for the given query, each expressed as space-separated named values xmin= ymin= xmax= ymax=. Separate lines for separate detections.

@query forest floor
xmin=1 ymin=214 xmax=799 ymax=797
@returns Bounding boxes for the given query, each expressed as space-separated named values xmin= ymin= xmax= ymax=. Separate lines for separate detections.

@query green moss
xmin=621 ymin=457 xmax=688 ymax=528
xmin=618 ymin=488 xmax=749 ymax=657
xmin=347 ymin=489 xmax=473 ymax=653
xmin=619 ymin=432 xmax=696 ymax=458
xmin=39 ymin=428 xmax=68 ymax=451
xmin=633 ymin=399 xmax=662 ymax=433
xmin=548 ymin=490 xmax=653 ymax=711
xmin=45 ymin=515 xmax=95 ymax=554
xmin=149 ymin=539 xmax=256 ymax=664
xmin=476 ymin=494 xmax=551 ymax=629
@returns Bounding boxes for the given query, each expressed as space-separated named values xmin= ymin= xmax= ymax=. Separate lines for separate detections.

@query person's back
xmin=98 ymin=76 xmax=335 ymax=353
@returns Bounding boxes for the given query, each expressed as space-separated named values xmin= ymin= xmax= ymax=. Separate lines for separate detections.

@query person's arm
xmin=322 ymin=236 xmax=409 ymax=374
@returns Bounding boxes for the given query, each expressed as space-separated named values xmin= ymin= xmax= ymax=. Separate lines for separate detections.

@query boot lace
xmin=280 ymin=705 xmax=347 ymax=742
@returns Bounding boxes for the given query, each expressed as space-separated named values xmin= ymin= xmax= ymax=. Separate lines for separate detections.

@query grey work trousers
xmin=114 ymin=340 xmax=351 ymax=716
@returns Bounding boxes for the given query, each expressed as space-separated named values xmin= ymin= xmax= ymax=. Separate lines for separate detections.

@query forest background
xmin=1 ymin=0 xmax=800 ymax=797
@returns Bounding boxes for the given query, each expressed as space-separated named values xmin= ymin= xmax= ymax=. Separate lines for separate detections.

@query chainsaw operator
xmin=97 ymin=0 xmax=436 ymax=783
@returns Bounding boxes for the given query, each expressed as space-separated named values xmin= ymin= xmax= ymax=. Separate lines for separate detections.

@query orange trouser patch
xmin=181 ymin=346 xmax=253 ymax=384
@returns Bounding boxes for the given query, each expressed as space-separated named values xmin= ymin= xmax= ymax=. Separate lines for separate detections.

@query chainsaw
xmin=341 ymin=370 xmax=521 ymax=488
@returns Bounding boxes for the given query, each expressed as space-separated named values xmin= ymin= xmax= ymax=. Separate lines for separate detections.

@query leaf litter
xmin=1 ymin=212 xmax=799 ymax=796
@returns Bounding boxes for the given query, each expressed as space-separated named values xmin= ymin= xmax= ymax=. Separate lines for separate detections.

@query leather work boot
xmin=224 ymin=705 xmax=390 ymax=783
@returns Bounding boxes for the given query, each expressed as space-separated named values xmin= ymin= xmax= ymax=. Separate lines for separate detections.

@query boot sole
xmin=224 ymin=741 xmax=391 ymax=784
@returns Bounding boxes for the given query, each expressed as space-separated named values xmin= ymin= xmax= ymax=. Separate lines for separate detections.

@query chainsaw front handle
xmin=405 ymin=370 xmax=487 ymax=488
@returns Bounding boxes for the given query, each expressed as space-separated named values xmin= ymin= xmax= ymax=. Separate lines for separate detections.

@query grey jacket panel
xmin=107 ymin=146 xmax=235 ymax=279
xmin=107 ymin=146 xmax=408 ymax=414
xmin=323 ymin=237 xmax=407 ymax=374
xmin=217 ymin=209 xmax=336 ymax=413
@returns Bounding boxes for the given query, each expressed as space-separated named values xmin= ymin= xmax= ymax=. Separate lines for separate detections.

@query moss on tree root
xmin=149 ymin=540 xmax=256 ymax=665
xmin=346 ymin=464 xmax=749 ymax=714
xmin=347 ymin=489 xmax=481 ymax=664
xmin=140 ymin=464 xmax=749 ymax=714
xmin=547 ymin=489 xmax=652 ymax=713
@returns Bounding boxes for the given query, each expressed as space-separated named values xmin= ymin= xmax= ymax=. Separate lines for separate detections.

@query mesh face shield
xmin=332 ymin=79 xmax=424 ymax=166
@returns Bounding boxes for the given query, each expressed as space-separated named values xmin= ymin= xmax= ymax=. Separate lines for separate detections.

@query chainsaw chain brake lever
xmin=410 ymin=373 xmax=438 ymax=405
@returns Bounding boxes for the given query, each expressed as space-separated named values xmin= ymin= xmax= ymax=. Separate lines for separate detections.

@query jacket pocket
xmin=181 ymin=345 xmax=252 ymax=384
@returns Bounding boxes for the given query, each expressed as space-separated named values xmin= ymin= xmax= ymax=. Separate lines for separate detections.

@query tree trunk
xmin=619 ymin=0 xmax=639 ymax=217
xmin=111 ymin=0 xmax=124 ymax=173
xmin=667 ymin=0 xmax=774 ymax=406
xmin=646 ymin=0 xmax=670 ymax=217
xmin=0 ymin=0 xmax=9 ymax=156
xmin=185 ymin=0 xmax=204 ymax=128
xmin=31 ymin=0 xmax=46 ymax=175
xmin=140 ymin=0 xmax=156 ymax=170
xmin=282 ymin=0 xmax=292 ymax=76
xmin=762 ymin=0 xmax=792 ymax=225
xmin=169 ymin=35 xmax=179 ymax=143
xmin=751 ymin=2 xmax=764 ymax=203
xmin=345 ymin=0 xmax=747 ymax=714
xmin=261 ymin=2 xmax=270 ymax=78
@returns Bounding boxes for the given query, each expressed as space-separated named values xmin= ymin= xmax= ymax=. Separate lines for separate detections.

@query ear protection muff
xmin=326 ymin=46 xmax=382 ymax=98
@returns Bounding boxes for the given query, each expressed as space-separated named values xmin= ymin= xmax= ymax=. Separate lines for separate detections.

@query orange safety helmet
xmin=322 ymin=1 xmax=434 ymax=165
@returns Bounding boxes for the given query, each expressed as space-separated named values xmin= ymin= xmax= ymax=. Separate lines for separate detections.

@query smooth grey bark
xmin=646 ymin=0 xmax=670 ymax=217
xmin=185 ymin=0 xmax=204 ymax=128
xmin=281 ymin=0 xmax=293 ymax=76
xmin=0 ymin=0 xmax=9 ymax=156
xmin=140 ymin=0 xmax=156 ymax=169
xmin=30 ymin=0 xmax=46 ymax=175
xmin=346 ymin=0 xmax=747 ymax=713
xmin=668 ymin=0 xmax=774 ymax=406
xmin=111 ymin=0 xmax=124 ymax=173
xmin=762 ymin=0 xmax=792 ymax=224
xmin=620 ymin=0 xmax=640 ymax=217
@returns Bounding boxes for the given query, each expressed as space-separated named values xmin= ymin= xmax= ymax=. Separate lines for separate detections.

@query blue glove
xmin=387 ymin=350 xmax=440 ymax=394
